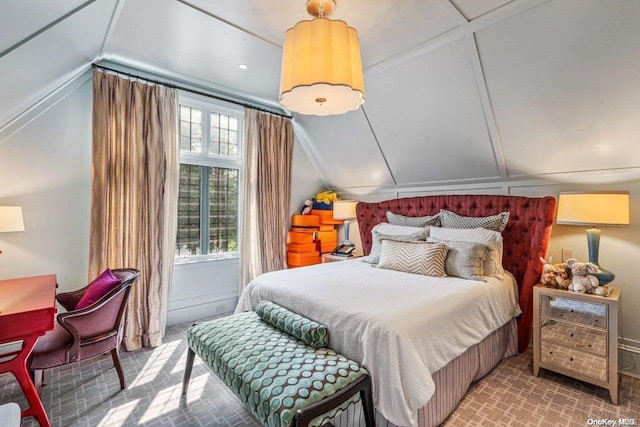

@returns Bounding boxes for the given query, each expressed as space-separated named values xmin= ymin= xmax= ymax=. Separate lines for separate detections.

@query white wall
xmin=337 ymin=170 xmax=640 ymax=377
xmin=0 ymin=75 xmax=92 ymax=290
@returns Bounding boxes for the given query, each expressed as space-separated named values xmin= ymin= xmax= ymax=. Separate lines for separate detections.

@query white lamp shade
xmin=279 ymin=18 xmax=365 ymax=116
xmin=0 ymin=206 xmax=25 ymax=232
xmin=333 ymin=200 xmax=358 ymax=220
xmin=556 ymin=193 xmax=629 ymax=226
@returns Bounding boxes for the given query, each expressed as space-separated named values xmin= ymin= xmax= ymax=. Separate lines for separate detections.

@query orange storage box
xmin=287 ymin=243 xmax=317 ymax=253
xmin=287 ymin=231 xmax=314 ymax=244
xmin=321 ymin=241 xmax=338 ymax=254
xmin=310 ymin=210 xmax=344 ymax=225
xmin=292 ymin=214 xmax=320 ymax=227
xmin=287 ymin=251 xmax=320 ymax=267
xmin=316 ymin=229 xmax=338 ymax=243
xmin=318 ymin=224 xmax=335 ymax=231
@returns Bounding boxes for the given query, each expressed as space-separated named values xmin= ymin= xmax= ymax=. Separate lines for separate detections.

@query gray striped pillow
xmin=377 ymin=240 xmax=448 ymax=277
xmin=439 ymin=209 xmax=509 ymax=232
xmin=386 ymin=211 xmax=441 ymax=227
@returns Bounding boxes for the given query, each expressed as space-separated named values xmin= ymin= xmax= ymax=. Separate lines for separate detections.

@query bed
xmin=237 ymin=194 xmax=556 ymax=427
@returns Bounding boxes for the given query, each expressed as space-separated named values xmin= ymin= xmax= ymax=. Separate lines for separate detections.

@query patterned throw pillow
xmin=376 ymin=240 xmax=448 ymax=277
xmin=439 ymin=209 xmax=510 ymax=232
xmin=430 ymin=227 xmax=505 ymax=279
xmin=386 ymin=211 xmax=441 ymax=227
xmin=428 ymin=237 xmax=489 ymax=281
xmin=365 ymin=223 xmax=428 ymax=264
xmin=255 ymin=301 xmax=329 ymax=349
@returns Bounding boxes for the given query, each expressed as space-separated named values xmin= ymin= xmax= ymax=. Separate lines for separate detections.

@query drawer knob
xmin=549 ymin=351 xmax=553 ymax=355
xmin=569 ymin=357 xmax=574 ymax=362
xmin=569 ymin=333 xmax=574 ymax=337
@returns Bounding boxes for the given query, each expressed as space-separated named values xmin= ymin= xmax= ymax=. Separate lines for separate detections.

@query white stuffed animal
xmin=566 ymin=258 xmax=603 ymax=295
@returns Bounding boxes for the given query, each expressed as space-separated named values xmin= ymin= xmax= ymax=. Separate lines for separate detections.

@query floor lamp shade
xmin=333 ymin=200 xmax=358 ymax=247
xmin=556 ymin=192 xmax=630 ymax=284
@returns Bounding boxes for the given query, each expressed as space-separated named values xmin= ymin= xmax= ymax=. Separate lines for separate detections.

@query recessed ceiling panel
xmin=295 ymin=110 xmax=394 ymax=188
xmin=364 ymin=38 xmax=499 ymax=185
xmin=184 ymin=0 xmax=460 ymax=68
xmin=0 ymin=0 xmax=88 ymax=52
xmin=0 ymin=0 xmax=116 ymax=127
xmin=450 ymin=0 xmax=515 ymax=21
xmin=477 ymin=0 xmax=640 ymax=177
xmin=107 ymin=0 xmax=283 ymax=102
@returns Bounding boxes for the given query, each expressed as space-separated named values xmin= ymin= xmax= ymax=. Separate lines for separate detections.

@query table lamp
xmin=332 ymin=200 xmax=358 ymax=247
xmin=556 ymin=192 xmax=629 ymax=285
xmin=0 ymin=206 xmax=25 ymax=255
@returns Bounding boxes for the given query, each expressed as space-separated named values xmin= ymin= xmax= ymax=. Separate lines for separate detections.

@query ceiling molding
xmin=175 ymin=0 xmax=282 ymax=49
xmin=292 ymin=121 xmax=329 ymax=188
xmin=437 ymin=0 xmax=469 ymax=25
xmin=465 ymin=34 xmax=507 ymax=179
xmin=0 ymin=62 xmax=94 ymax=144
xmin=364 ymin=0 xmax=548 ymax=79
xmin=100 ymin=0 xmax=127 ymax=56
xmin=361 ymin=106 xmax=397 ymax=186
xmin=0 ymin=0 xmax=97 ymax=60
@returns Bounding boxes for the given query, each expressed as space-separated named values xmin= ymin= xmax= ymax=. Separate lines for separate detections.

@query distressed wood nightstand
xmin=533 ymin=284 xmax=621 ymax=404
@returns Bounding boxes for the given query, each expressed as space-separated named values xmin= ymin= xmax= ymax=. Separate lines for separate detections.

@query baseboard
xmin=618 ymin=337 xmax=640 ymax=378
xmin=166 ymin=293 xmax=237 ymax=327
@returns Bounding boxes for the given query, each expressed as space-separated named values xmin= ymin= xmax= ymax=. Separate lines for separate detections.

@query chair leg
xmin=32 ymin=369 xmax=44 ymax=396
xmin=182 ymin=348 xmax=196 ymax=396
xmin=111 ymin=348 xmax=126 ymax=390
xmin=360 ymin=375 xmax=376 ymax=427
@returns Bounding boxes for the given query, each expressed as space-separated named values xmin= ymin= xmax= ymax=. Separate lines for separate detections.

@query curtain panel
xmin=239 ymin=110 xmax=294 ymax=291
xmin=90 ymin=71 xmax=178 ymax=351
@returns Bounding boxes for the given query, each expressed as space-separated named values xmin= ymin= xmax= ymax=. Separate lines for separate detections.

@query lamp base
xmin=592 ymin=265 xmax=615 ymax=285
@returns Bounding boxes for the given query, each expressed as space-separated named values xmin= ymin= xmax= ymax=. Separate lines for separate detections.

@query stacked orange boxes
xmin=286 ymin=210 xmax=344 ymax=267
xmin=287 ymin=214 xmax=320 ymax=267
xmin=311 ymin=210 xmax=343 ymax=253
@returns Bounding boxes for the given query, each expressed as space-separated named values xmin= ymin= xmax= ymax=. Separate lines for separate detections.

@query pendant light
xmin=279 ymin=0 xmax=365 ymax=116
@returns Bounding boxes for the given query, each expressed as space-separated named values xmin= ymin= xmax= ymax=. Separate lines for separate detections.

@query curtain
xmin=90 ymin=71 xmax=178 ymax=351
xmin=239 ymin=109 xmax=294 ymax=291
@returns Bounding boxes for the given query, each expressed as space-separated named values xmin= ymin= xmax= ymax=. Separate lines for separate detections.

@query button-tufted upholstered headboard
xmin=356 ymin=194 xmax=556 ymax=353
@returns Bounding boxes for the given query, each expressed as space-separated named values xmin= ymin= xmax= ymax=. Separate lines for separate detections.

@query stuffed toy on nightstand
xmin=566 ymin=258 xmax=603 ymax=295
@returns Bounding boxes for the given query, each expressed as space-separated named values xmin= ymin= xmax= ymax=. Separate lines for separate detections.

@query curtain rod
xmin=91 ymin=63 xmax=292 ymax=119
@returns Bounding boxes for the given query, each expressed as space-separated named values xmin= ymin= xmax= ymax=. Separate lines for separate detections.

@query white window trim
xmin=175 ymin=92 xmax=244 ymax=264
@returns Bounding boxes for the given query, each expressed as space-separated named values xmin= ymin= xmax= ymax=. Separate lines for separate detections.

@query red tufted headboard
xmin=356 ymin=194 xmax=556 ymax=353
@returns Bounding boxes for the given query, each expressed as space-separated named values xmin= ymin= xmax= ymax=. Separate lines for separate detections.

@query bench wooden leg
xmin=360 ymin=375 xmax=375 ymax=427
xmin=182 ymin=348 xmax=195 ymax=396
xmin=294 ymin=374 xmax=375 ymax=427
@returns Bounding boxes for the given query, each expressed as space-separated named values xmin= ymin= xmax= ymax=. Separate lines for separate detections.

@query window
xmin=176 ymin=96 xmax=242 ymax=260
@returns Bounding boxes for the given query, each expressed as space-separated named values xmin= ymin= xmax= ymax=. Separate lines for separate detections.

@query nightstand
xmin=533 ymin=284 xmax=621 ymax=404
xmin=321 ymin=253 xmax=363 ymax=263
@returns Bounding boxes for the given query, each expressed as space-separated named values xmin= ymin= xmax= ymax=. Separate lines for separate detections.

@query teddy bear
xmin=566 ymin=258 xmax=603 ymax=295
xmin=539 ymin=257 xmax=572 ymax=289
xmin=551 ymin=262 xmax=572 ymax=290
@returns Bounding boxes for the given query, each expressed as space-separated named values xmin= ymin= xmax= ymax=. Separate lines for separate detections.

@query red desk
xmin=0 ymin=274 xmax=57 ymax=427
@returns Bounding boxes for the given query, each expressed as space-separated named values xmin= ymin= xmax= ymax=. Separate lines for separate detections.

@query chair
xmin=28 ymin=268 xmax=140 ymax=394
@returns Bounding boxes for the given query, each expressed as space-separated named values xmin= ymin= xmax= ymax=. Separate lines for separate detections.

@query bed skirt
xmin=331 ymin=317 xmax=519 ymax=427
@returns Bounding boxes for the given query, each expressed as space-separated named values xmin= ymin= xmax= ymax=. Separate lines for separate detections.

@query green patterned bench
xmin=182 ymin=301 xmax=375 ymax=427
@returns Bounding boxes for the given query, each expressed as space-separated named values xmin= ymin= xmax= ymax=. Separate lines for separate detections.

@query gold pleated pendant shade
xmin=279 ymin=17 xmax=365 ymax=116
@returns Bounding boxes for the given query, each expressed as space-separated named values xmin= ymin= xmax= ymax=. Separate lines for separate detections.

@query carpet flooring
xmin=1 ymin=317 xmax=638 ymax=427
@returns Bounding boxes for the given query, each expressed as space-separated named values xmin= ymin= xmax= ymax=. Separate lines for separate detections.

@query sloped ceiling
xmin=1 ymin=0 xmax=639 ymax=190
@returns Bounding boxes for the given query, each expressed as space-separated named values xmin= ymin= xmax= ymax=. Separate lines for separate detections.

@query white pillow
xmin=429 ymin=227 xmax=504 ymax=279
xmin=365 ymin=223 xmax=428 ymax=264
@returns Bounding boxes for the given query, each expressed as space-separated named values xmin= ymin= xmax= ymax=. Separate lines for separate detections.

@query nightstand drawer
xmin=541 ymin=341 xmax=607 ymax=382
xmin=548 ymin=297 xmax=607 ymax=329
xmin=541 ymin=320 xmax=607 ymax=356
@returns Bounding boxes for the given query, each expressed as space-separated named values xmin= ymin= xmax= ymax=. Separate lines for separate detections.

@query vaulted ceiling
xmin=2 ymin=0 xmax=639 ymax=191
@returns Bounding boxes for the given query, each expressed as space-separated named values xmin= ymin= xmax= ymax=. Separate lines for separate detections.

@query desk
xmin=0 ymin=274 xmax=57 ymax=427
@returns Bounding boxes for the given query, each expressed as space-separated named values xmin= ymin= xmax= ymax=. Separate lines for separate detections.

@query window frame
xmin=176 ymin=93 xmax=244 ymax=263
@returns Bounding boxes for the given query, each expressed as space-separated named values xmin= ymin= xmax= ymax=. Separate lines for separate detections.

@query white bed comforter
xmin=236 ymin=259 xmax=521 ymax=427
